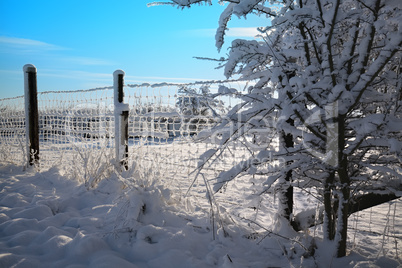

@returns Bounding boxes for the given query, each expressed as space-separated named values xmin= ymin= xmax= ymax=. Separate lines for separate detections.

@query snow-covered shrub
xmin=59 ymin=138 xmax=115 ymax=189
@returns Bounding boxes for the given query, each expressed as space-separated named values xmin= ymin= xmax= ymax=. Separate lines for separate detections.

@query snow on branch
xmin=147 ymin=0 xmax=212 ymax=8
xmin=216 ymin=3 xmax=235 ymax=51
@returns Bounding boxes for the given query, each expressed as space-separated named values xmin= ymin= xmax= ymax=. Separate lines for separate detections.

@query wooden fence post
xmin=113 ymin=70 xmax=129 ymax=170
xmin=23 ymin=64 xmax=39 ymax=166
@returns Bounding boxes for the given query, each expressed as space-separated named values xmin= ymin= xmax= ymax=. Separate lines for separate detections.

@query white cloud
xmin=0 ymin=36 xmax=66 ymax=51
xmin=0 ymin=69 xmax=20 ymax=76
xmin=0 ymin=36 xmax=113 ymax=66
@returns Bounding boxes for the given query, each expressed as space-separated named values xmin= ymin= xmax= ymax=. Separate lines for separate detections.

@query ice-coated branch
xmin=292 ymin=193 xmax=401 ymax=232
xmin=216 ymin=3 xmax=235 ymax=51
xmin=147 ymin=0 xmax=212 ymax=8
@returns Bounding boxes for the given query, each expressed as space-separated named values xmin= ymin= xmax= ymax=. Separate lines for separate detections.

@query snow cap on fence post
xmin=113 ymin=69 xmax=129 ymax=170
xmin=23 ymin=64 xmax=39 ymax=166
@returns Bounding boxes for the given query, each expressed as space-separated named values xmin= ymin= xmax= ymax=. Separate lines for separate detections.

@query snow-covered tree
xmin=151 ymin=0 xmax=402 ymax=258
xmin=176 ymin=85 xmax=226 ymax=134
xmin=176 ymin=85 xmax=224 ymax=117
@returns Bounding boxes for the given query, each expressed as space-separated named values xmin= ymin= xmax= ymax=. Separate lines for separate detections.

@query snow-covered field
xmin=0 ymin=160 xmax=401 ymax=268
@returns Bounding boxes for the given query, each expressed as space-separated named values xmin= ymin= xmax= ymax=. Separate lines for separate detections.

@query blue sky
xmin=0 ymin=1 xmax=269 ymax=99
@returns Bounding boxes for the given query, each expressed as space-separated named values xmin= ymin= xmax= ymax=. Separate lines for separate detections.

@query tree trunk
xmin=280 ymin=118 xmax=294 ymax=221
xmin=323 ymin=171 xmax=336 ymax=240
xmin=336 ymin=115 xmax=349 ymax=257
xmin=336 ymin=185 xmax=350 ymax=257
xmin=350 ymin=193 xmax=400 ymax=213
xmin=291 ymin=193 xmax=399 ymax=231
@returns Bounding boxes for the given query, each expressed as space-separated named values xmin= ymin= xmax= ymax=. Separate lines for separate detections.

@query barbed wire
xmin=0 ymin=78 xmax=252 ymax=102
xmin=125 ymin=77 xmax=251 ymax=89
xmin=38 ymin=85 xmax=114 ymax=95
xmin=0 ymin=95 xmax=25 ymax=102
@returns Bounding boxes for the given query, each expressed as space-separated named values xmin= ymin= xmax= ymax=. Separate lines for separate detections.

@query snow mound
xmin=0 ymin=164 xmax=400 ymax=267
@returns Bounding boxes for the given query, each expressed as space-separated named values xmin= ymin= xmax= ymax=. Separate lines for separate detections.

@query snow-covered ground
xmin=0 ymin=162 xmax=401 ymax=267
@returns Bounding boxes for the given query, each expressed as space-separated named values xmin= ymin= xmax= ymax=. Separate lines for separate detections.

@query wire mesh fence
xmin=0 ymin=96 xmax=26 ymax=165
xmin=37 ymin=87 xmax=115 ymax=167
xmin=0 ymin=69 xmax=255 ymax=183
xmin=123 ymin=82 xmax=252 ymax=177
